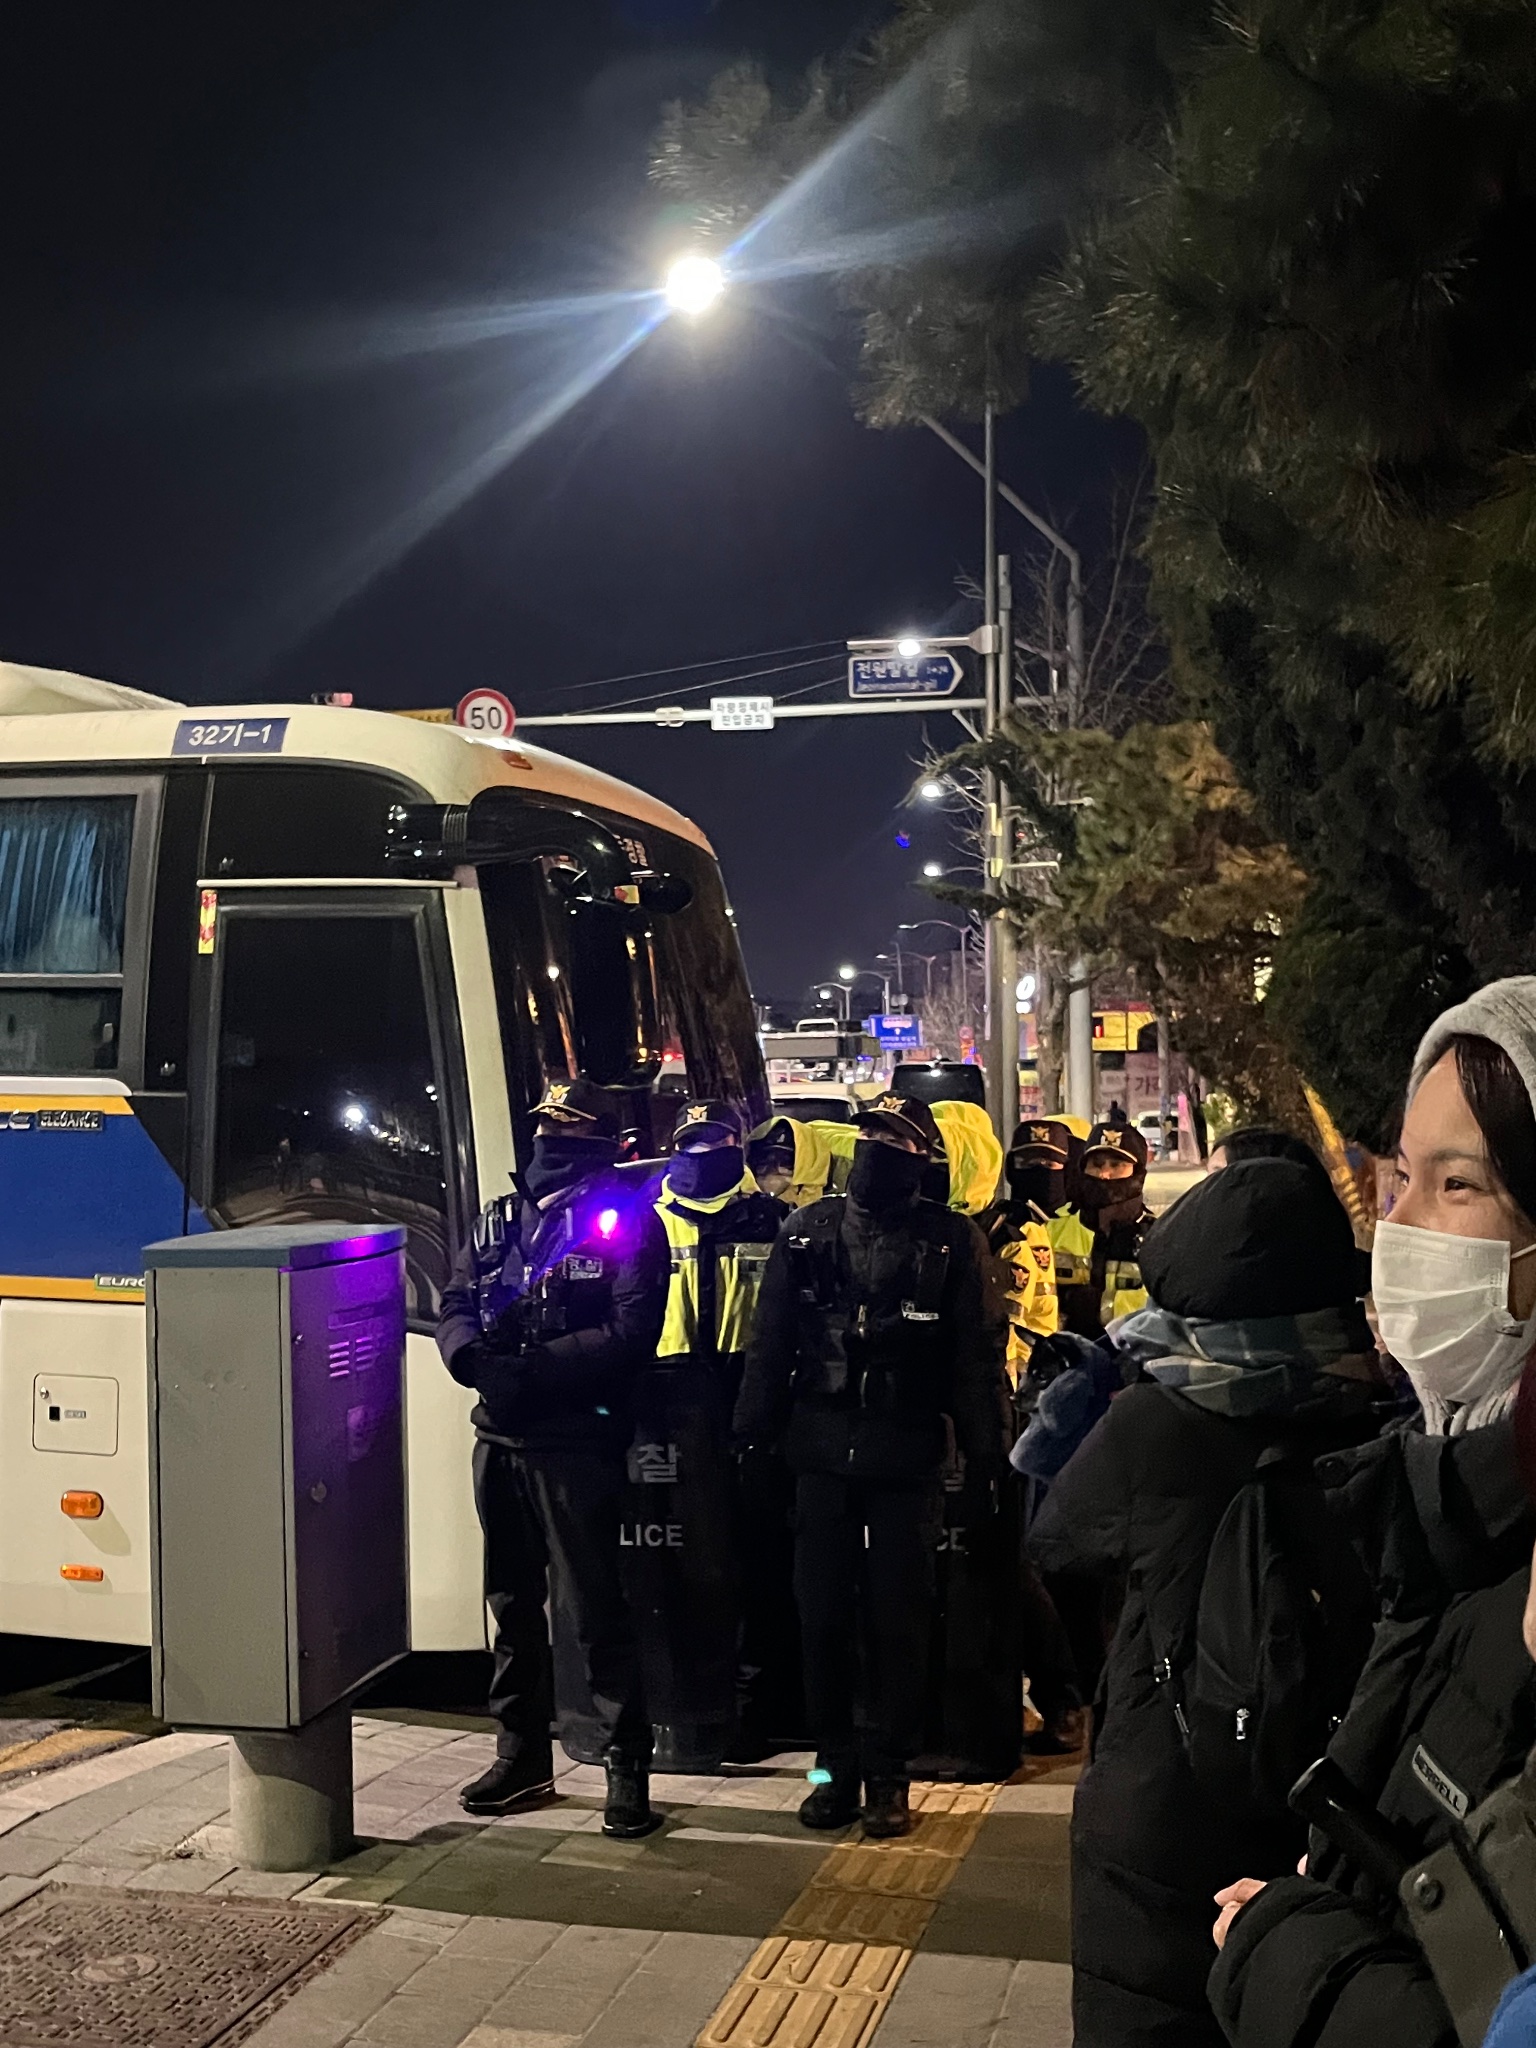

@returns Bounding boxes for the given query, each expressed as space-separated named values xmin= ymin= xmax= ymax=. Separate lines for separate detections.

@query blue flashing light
xmin=894 ymin=831 xmax=912 ymax=850
xmin=807 ymin=1767 xmax=832 ymax=1785
xmin=597 ymin=1207 xmax=620 ymax=1239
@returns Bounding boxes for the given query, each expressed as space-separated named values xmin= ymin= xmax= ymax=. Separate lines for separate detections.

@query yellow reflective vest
xmin=1047 ymin=1207 xmax=1148 ymax=1332
xmin=985 ymin=1205 xmax=1059 ymax=1379
xmin=656 ymin=1172 xmax=779 ymax=1362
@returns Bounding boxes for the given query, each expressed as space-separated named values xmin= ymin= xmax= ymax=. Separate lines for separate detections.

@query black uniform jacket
xmin=732 ymin=1191 xmax=1009 ymax=1481
xmin=436 ymin=1174 xmax=669 ymax=1453
xmin=1029 ymin=1381 xmax=1379 ymax=2048
xmin=1209 ymin=1417 xmax=1536 ymax=2048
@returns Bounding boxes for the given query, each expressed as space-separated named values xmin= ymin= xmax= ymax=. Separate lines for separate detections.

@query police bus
xmin=0 ymin=663 xmax=766 ymax=1656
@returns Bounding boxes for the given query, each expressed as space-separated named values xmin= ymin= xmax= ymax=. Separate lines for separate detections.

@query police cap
xmin=1009 ymin=1118 xmax=1070 ymax=1165
xmin=1083 ymin=1122 xmax=1149 ymax=1171
xmin=854 ymin=1092 xmax=943 ymax=1156
xmin=532 ymin=1076 xmax=622 ymax=1139
xmin=673 ymin=1099 xmax=746 ymax=1147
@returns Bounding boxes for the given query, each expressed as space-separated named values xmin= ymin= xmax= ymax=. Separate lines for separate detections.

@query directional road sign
xmin=848 ymin=653 xmax=963 ymax=699
xmin=868 ymin=1014 xmax=923 ymax=1050
xmin=456 ymin=688 xmax=516 ymax=737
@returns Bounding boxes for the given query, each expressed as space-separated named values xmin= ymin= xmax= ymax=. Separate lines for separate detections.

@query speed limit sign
xmin=455 ymin=688 xmax=516 ymax=738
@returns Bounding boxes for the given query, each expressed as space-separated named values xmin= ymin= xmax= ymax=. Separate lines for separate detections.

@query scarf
xmin=1116 ymin=1300 xmax=1373 ymax=1418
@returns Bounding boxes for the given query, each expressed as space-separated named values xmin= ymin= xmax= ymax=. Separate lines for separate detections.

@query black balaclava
xmin=669 ymin=1147 xmax=744 ymax=1202
xmin=920 ymin=1156 xmax=951 ymax=1206
xmin=848 ymin=1141 xmax=926 ymax=1214
xmin=1008 ymin=1158 xmax=1065 ymax=1217
xmin=1078 ymin=1167 xmax=1146 ymax=1223
xmin=524 ymin=1130 xmax=618 ymax=1202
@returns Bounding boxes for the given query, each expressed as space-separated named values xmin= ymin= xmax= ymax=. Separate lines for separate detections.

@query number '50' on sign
xmin=455 ymin=689 xmax=516 ymax=737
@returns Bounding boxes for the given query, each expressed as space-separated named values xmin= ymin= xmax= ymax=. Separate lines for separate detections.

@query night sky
xmin=0 ymin=0 xmax=1135 ymax=1006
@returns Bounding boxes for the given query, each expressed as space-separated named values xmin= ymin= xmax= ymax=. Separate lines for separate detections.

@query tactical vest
xmin=656 ymin=1195 xmax=775 ymax=1363
xmin=471 ymin=1181 xmax=621 ymax=1344
xmin=784 ymin=1198 xmax=953 ymax=1408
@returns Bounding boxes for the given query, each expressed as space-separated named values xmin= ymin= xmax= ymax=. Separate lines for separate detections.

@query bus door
xmin=185 ymin=884 xmax=484 ymax=1649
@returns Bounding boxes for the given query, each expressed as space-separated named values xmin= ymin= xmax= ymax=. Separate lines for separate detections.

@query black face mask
xmin=1078 ymin=1171 xmax=1144 ymax=1214
xmin=848 ymin=1142 xmax=926 ymax=1214
xmin=1008 ymin=1162 xmax=1064 ymax=1215
xmin=668 ymin=1147 xmax=743 ymax=1201
xmin=524 ymin=1131 xmax=618 ymax=1201
xmin=920 ymin=1158 xmax=951 ymax=1206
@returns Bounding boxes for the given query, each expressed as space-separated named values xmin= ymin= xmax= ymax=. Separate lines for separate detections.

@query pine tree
xmin=654 ymin=0 xmax=1536 ymax=1141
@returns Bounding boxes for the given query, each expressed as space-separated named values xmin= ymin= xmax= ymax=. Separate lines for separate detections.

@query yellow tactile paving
xmin=695 ymin=1780 xmax=1003 ymax=2048
xmin=0 ymin=1727 xmax=136 ymax=1783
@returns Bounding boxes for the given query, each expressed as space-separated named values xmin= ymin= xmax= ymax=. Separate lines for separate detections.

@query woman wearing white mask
xmin=1208 ymin=980 xmax=1536 ymax=2048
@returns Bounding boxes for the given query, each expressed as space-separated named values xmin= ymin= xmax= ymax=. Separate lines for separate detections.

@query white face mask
xmin=1371 ymin=1218 xmax=1536 ymax=1415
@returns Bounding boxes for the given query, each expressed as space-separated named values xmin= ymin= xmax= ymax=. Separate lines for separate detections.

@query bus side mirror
xmin=638 ymin=874 xmax=692 ymax=915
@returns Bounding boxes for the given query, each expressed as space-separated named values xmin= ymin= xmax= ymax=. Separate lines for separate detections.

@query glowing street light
xmin=896 ymin=636 xmax=923 ymax=660
xmin=918 ymin=779 xmax=946 ymax=803
xmin=838 ymin=964 xmax=856 ymax=982
xmin=663 ymin=254 xmax=725 ymax=317
xmin=922 ymin=860 xmax=944 ymax=878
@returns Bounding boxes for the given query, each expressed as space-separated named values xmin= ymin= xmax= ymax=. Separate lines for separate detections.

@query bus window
xmin=0 ymin=791 xmax=137 ymax=1075
xmin=649 ymin=843 xmax=767 ymax=1122
xmin=206 ymin=766 xmax=417 ymax=879
xmin=202 ymin=903 xmax=456 ymax=1321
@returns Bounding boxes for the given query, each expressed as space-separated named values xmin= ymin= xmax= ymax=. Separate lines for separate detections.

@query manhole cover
xmin=0 ymin=1885 xmax=375 ymax=2048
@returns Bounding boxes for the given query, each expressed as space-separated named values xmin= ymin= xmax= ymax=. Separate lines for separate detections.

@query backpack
xmin=1161 ymin=1449 xmax=1374 ymax=1822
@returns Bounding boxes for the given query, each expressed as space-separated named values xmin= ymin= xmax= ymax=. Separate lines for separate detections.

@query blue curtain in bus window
xmin=0 ymin=797 xmax=134 ymax=974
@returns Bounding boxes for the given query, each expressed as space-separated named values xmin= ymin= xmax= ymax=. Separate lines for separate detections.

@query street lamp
xmin=922 ymin=860 xmax=945 ymax=879
xmin=918 ymin=779 xmax=946 ymax=804
xmin=896 ymin=636 xmax=923 ymax=660
xmin=816 ymin=983 xmax=851 ymax=1022
xmin=663 ymin=254 xmax=725 ymax=317
xmin=838 ymin=964 xmax=856 ymax=982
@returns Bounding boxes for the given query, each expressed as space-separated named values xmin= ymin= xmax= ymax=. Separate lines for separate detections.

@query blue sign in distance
xmin=870 ymin=1014 xmax=922 ymax=1049
xmin=848 ymin=653 xmax=962 ymax=698
xmin=173 ymin=716 xmax=289 ymax=756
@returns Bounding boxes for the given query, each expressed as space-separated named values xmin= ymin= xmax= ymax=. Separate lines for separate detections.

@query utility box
xmin=145 ymin=1223 xmax=409 ymax=1731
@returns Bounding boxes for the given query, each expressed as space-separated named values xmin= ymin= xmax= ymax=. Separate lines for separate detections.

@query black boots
xmin=798 ymin=1768 xmax=861 ymax=1831
xmin=459 ymin=1753 xmax=557 ymax=1816
xmin=798 ymin=1769 xmax=913 ymax=1837
xmin=861 ymin=1781 xmax=912 ymax=1839
xmin=602 ymin=1753 xmax=664 ymax=1839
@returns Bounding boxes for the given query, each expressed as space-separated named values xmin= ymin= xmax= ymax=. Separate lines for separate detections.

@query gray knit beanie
xmin=1409 ymin=977 xmax=1536 ymax=1119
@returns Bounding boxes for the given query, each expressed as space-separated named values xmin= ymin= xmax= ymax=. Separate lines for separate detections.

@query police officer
xmin=982 ymin=1120 xmax=1068 ymax=1381
xmin=734 ymin=1092 xmax=1009 ymax=1839
xmin=1054 ymin=1121 xmax=1153 ymax=1338
xmin=658 ymin=1101 xmax=786 ymax=1394
xmin=657 ymin=1101 xmax=790 ymax=1756
xmin=436 ymin=1077 xmax=670 ymax=1838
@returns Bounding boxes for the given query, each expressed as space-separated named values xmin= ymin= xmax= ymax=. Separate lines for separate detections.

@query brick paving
xmin=0 ymin=1717 xmax=1073 ymax=2048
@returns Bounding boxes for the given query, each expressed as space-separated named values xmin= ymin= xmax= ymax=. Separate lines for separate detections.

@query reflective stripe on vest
xmin=657 ymin=1204 xmax=772 ymax=1358
xmin=1048 ymin=1208 xmax=1095 ymax=1290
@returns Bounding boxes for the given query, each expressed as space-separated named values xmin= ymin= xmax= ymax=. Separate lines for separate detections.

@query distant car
xmin=1135 ymin=1111 xmax=1163 ymax=1140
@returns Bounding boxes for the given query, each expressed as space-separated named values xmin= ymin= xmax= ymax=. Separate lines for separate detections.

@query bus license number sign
xmin=173 ymin=718 xmax=289 ymax=756
xmin=455 ymin=689 xmax=516 ymax=738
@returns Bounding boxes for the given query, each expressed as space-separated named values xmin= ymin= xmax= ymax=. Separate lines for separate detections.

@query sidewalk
xmin=0 ymin=1717 xmax=1074 ymax=2048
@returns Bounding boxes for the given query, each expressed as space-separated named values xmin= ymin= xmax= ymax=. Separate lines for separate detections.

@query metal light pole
xmin=991 ymin=551 xmax=1019 ymax=1137
xmin=921 ymin=410 xmax=1094 ymax=1120
xmin=980 ymin=406 xmax=1012 ymax=1137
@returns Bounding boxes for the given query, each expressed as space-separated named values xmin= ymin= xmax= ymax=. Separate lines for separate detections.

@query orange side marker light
xmin=61 ymin=1491 xmax=103 ymax=1519
xmin=60 ymin=1564 xmax=104 ymax=1582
